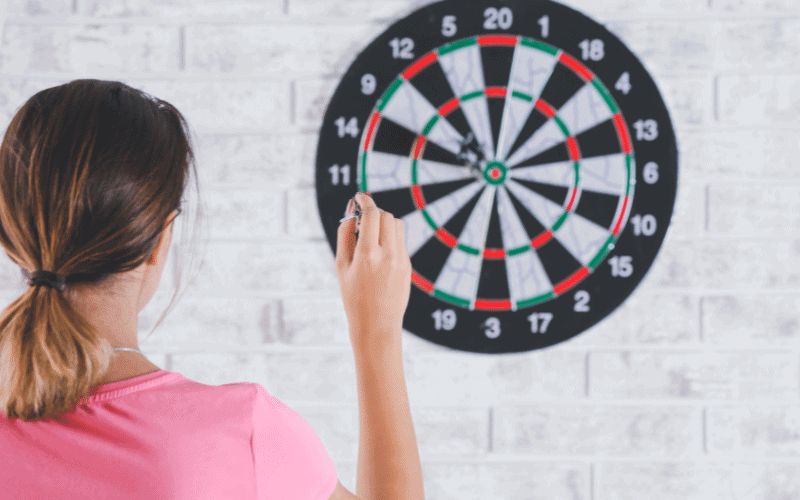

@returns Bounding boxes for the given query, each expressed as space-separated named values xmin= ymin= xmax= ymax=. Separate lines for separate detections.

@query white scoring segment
xmin=416 ymin=158 xmax=478 ymax=186
xmin=495 ymin=97 xmax=535 ymax=163
xmin=365 ymin=151 xmax=413 ymax=193
xmin=557 ymin=83 xmax=614 ymax=137
xmin=505 ymin=119 xmax=565 ymax=169
xmin=380 ymin=81 xmax=438 ymax=136
xmin=455 ymin=185 xmax=497 ymax=250
xmin=505 ymin=250 xmax=553 ymax=303
xmin=458 ymin=95 xmax=495 ymax=162
xmin=435 ymin=248 xmax=484 ymax=308
xmin=509 ymin=160 xmax=575 ymax=189
xmin=504 ymin=179 xmax=563 ymax=229
xmin=497 ymin=44 xmax=560 ymax=161
xmin=553 ymin=211 xmax=612 ymax=267
xmin=425 ymin=114 xmax=465 ymax=155
xmin=438 ymin=44 xmax=486 ymax=97
xmin=496 ymin=186 xmax=533 ymax=250
xmin=438 ymin=44 xmax=495 ymax=160
xmin=424 ymin=181 xmax=485 ymax=229
xmin=402 ymin=209 xmax=436 ymax=258
xmin=578 ymin=153 xmax=629 ymax=196
xmin=507 ymin=44 xmax=559 ymax=100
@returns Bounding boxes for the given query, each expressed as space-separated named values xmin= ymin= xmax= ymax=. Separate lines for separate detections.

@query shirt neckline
xmin=83 ymin=369 xmax=179 ymax=403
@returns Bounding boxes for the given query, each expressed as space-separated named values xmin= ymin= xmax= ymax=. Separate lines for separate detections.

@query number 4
xmin=615 ymin=72 xmax=631 ymax=95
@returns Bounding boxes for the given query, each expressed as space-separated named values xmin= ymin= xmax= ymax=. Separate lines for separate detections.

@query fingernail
xmin=345 ymin=197 xmax=355 ymax=216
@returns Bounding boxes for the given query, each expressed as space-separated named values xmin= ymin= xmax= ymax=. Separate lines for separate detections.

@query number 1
xmin=538 ymin=15 xmax=549 ymax=38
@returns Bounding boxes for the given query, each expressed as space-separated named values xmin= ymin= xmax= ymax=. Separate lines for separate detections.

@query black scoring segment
xmin=371 ymin=187 xmax=417 ymax=220
xmin=411 ymin=62 xmax=457 ymax=109
xmin=505 ymin=108 xmax=549 ymax=162
xmin=574 ymin=119 xmax=622 ymax=159
xmin=372 ymin=118 xmax=417 ymax=156
xmin=484 ymin=194 xmax=505 ymax=249
xmin=574 ymin=189 xmax=621 ymax=230
xmin=442 ymin=188 xmax=484 ymax=241
xmin=411 ymin=235 xmax=455 ymax=286
xmin=420 ymin=178 xmax=478 ymax=206
xmin=512 ymin=142 xmax=570 ymax=169
xmin=487 ymin=98 xmax=507 ymax=156
xmin=538 ymin=65 xmax=585 ymax=111
xmin=505 ymin=187 xmax=548 ymax=240
xmin=422 ymin=139 xmax=466 ymax=166
xmin=513 ymin=178 xmax=569 ymax=206
xmin=535 ymin=237 xmax=582 ymax=286
xmin=481 ymin=46 xmax=515 ymax=88
xmin=477 ymin=259 xmax=511 ymax=300
xmin=444 ymin=107 xmax=475 ymax=140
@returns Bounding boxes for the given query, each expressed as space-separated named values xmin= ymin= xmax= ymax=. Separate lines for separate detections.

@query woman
xmin=0 ymin=80 xmax=424 ymax=500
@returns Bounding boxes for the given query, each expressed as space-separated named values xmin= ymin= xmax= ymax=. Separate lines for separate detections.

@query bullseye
xmin=482 ymin=161 xmax=507 ymax=185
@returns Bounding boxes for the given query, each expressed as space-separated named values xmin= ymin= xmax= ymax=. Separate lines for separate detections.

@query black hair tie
xmin=24 ymin=270 xmax=67 ymax=292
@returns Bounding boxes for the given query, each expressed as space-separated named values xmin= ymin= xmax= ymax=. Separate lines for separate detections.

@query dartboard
xmin=315 ymin=0 xmax=678 ymax=354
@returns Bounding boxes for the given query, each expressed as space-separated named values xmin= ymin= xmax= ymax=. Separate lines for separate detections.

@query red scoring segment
xmin=411 ymin=185 xmax=426 ymax=209
xmin=554 ymin=267 xmax=591 ymax=296
xmin=484 ymin=87 xmax=508 ymax=98
xmin=363 ymin=111 xmax=381 ymax=152
xmin=613 ymin=114 xmax=633 ymax=154
xmin=612 ymin=196 xmax=630 ymax=236
xmin=474 ymin=298 xmax=513 ymax=311
xmin=411 ymin=271 xmax=435 ymax=294
xmin=558 ymin=52 xmax=594 ymax=82
xmin=477 ymin=35 xmax=518 ymax=46
xmin=566 ymin=137 xmax=581 ymax=161
xmin=532 ymin=231 xmax=554 ymax=249
xmin=439 ymin=97 xmax=461 ymax=117
xmin=402 ymin=51 xmax=438 ymax=80
xmin=412 ymin=135 xmax=427 ymax=160
xmin=435 ymin=228 xmax=458 ymax=247
xmin=534 ymin=99 xmax=557 ymax=119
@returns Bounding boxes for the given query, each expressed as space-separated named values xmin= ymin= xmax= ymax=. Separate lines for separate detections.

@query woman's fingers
xmin=354 ymin=192 xmax=380 ymax=254
xmin=379 ymin=210 xmax=396 ymax=253
xmin=336 ymin=199 xmax=357 ymax=269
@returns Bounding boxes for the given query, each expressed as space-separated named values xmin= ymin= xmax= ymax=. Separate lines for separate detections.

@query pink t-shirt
xmin=0 ymin=370 xmax=338 ymax=500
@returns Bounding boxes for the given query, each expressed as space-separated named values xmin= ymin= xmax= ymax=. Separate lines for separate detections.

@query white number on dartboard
xmin=579 ymin=39 xmax=604 ymax=61
xmin=361 ymin=74 xmax=376 ymax=95
xmin=631 ymin=214 xmax=657 ymax=236
xmin=484 ymin=317 xmax=501 ymax=339
xmin=643 ymin=162 xmax=659 ymax=184
xmin=528 ymin=312 xmax=553 ymax=334
xmin=328 ymin=164 xmax=350 ymax=186
xmin=334 ymin=117 xmax=359 ymax=138
xmin=484 ymin=7 xmax=513 ymax=30
xmin=442 ymin=15 xmax=457 ymax=37
xmin=608 ymin=256 xmax=634 ymax=278
xmin=615 ymin=72 xmax=631 ymax=95
xmin=389 ymin=37 xmax=415 ymax=59
xmin=432 ymin=309 xmax=457 ymax=331
xmin=538 ymin=15 xmax=549 ymax=38
xmin=574 ymin=291 xmax=590 ymax=312
xmin=633 ymin=119 xmax=659 ymax=141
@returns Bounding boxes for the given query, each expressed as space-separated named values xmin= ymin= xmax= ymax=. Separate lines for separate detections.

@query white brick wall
xmin=1 ymin=0 xmax=799 ymax=497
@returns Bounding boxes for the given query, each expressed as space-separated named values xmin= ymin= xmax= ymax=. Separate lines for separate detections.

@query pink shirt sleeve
xmin=251 ymin=384 xmax=338 ymax=499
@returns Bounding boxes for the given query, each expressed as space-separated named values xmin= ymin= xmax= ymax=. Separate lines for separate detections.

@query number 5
xmin=442 ymin=15 xmax=457 ymax=37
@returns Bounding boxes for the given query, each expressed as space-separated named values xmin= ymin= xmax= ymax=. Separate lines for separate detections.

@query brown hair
xmin=0 ymin=79 xmax=206 ymax=422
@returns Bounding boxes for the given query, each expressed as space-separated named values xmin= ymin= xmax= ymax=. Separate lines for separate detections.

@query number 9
xmin=361 ymin=74 xmax=376 ymax=95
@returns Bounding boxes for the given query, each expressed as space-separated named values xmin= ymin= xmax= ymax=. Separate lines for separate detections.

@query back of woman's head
xmin=0 ymin=79 xmax=204 ymax=422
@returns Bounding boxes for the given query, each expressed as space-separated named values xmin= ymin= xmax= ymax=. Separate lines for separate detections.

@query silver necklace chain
xmin=113 ymin=347 xmax=145 ymax=356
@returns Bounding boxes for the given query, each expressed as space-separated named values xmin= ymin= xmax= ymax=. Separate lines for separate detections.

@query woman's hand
xmin=335 ymin=192 xmax=412 ymax=358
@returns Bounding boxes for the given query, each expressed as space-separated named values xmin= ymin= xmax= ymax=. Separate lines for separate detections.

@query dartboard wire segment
xmin=315 ymin=0 xmax=678 ymax=354
xmin=357 ymin=35 xmax=635 ymax=312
